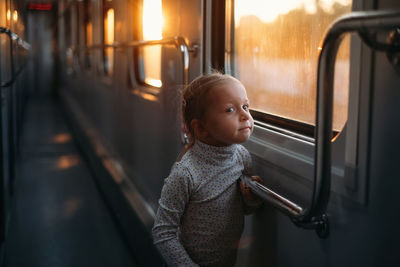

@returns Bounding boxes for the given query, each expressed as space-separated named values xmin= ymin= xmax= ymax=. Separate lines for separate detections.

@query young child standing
xmin=152 ymin=73 xmax=262 ymax=267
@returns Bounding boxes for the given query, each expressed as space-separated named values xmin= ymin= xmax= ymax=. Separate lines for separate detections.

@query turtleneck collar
xmin=191 ymin=140 xmax=237 ymax=163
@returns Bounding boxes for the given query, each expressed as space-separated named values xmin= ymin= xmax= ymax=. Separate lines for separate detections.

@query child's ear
xmin=191 ymin=119 xmax=209 ymax=139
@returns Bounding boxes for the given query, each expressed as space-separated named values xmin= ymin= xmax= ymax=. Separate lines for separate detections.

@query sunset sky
xmin=235 ymin=0 xmax=351 ymax=25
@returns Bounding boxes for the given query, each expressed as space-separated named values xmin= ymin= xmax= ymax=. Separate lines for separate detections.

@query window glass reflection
xmin=233 ymin=0 xmax=352 ymax=130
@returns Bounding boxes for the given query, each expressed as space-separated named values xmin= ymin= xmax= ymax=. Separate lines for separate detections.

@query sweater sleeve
xmin=152 ymin=164 xmax=199 ymax=267
xmin=237 ymin=145 xmax=263 ymax=214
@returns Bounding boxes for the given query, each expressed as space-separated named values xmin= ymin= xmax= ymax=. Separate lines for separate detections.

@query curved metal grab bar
xmin=242 ymin=175 xmax=303 ymax=215
xmin=244 ymin=10 xmax=400 ymax=238
xmin=0 ymin=27 xmax=31 ymax=87
xmin=0 ymin=27 xmax=31 ymax=50
xmin=71 ymin=36 xmax=190 ymax=87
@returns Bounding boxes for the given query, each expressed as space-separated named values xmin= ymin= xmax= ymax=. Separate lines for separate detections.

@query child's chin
xmin=237 ymin=136 xmax=251 ymax=144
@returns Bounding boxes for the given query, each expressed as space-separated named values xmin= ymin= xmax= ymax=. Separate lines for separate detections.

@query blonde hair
xmin=181 ymin=72 xmax=241 ymax=146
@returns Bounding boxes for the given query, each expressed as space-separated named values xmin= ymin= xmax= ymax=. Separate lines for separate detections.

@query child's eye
xmin=243 ymin=104 xmax=249 ymax=111
xmin=226 ymin=107 xmax=235 ymax=113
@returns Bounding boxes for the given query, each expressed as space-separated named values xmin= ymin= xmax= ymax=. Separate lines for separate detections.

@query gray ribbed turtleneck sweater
xmin=152 ymin=141 xmax=258 ymax=267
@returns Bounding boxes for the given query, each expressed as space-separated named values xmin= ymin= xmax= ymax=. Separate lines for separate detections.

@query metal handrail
xmin=71 ymin=36 xmax=190 ymax=87
xmin=242 ymin=175 xmax=303 ymax=215
xmin=0 ymin=27 xmax=31 ymax=87
xmin=244 ymin=10 xmax=400 ymax=238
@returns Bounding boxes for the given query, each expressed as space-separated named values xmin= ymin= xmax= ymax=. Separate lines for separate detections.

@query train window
xmin=139 ymin=0 xmax=163 ymax=88
xmin=103 ymin=2 xmax=114 ymax=76
xmin=226 ymin=0 xmax=352 ymax=132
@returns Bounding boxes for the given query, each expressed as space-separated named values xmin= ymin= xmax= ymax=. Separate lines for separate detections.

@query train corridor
xmin=3 ymin=95 xmax=137 ymax=267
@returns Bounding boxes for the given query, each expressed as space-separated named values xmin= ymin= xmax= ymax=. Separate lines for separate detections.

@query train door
xmin=208 ymin=0 xmax=400 ymax=266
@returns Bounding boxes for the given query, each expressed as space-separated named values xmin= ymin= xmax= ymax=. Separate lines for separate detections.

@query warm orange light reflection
xmin=12 ymin=10 xmax=18 ymax=22
xmin=132 ymin=89 xmax=158 ymax=102
xmin=56 ymin=155 xmax=79 ymax=170
xmin=6 ymin=10 xmax=11 ymax=21
xmin=63 ymin=198 xmax=81 ymax=218
xmin=145 ymin=78 xmax=162 ymax=88
xmin=51 ymin=133 xmax=72 ymax=144
xmin=142 ymin=0 xmax=162 ymax=87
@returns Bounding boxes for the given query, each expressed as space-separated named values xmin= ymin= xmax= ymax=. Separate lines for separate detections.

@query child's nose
xmin=240 ymin=109 xmax=251 ymax=121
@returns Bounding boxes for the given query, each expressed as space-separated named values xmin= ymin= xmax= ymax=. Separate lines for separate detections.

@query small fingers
xmin=251 ymin=175 xmax=263 ymax=184
xmin=240 ymin=181 xmax=251 ymax=196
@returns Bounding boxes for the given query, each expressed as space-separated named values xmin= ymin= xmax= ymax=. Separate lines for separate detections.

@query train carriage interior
xmin=0 ymin=0 xmax=400 ymax=266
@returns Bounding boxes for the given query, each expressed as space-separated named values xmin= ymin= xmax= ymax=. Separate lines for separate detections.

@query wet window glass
xmin=230 ymin=0 xmax=352 ymax=131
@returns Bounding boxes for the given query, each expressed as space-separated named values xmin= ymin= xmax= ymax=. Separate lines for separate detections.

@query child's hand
xmin=240 ymin=175 xmax=263 ymax=202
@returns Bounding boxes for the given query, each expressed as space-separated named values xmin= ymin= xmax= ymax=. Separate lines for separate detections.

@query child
xmin=152 ymin=73 xmax=262 ymax=267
